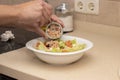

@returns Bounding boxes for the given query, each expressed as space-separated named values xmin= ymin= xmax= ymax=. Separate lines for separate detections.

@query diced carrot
xmin=65 ymin=40 xmax=72 ymax=48
xmin=36 ymin=42 xmax=40 ymax=48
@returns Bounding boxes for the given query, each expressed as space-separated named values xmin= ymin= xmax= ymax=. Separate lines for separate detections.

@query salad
xmin=35 ymin=39 xmax=86 ymax=52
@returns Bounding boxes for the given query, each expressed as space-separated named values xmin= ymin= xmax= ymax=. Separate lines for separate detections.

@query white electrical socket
xmin=86 ymin=0 xmax=99 ymax=14
xmin=75 ymin=0 xmax=86 ymax=13
xmin=74 ymin=0 xmax=99 ymax=15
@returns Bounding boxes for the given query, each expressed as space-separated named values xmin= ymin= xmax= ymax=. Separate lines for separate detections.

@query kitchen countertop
xmin=0 ymin=27 xmax=39 ymax=54
xmin=0 ymin=21 xmax=120 ymax=80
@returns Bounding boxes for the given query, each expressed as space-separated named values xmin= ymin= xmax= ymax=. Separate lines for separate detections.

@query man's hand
xmin=0 ymin=0 xmax=64 ymax=39
xmin=15 ymin=0 xmax=52 ymax=38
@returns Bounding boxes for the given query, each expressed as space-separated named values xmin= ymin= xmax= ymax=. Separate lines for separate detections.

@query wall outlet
xmin=75 ymin=0 xmax=86 ymax=13
xmin=74 ymin=0 xmax=99 ymax=15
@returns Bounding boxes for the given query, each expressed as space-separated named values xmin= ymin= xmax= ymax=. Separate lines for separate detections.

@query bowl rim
xmin=26 ymin=35 xmax=93 ymax=56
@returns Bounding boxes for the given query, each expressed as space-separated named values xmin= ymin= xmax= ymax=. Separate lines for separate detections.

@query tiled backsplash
xmin=0 ymin=0 xmax=120 ymax=27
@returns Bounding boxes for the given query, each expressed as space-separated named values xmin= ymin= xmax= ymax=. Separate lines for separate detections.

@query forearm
xmin=0 ymin=5 xmax=19 ymax=26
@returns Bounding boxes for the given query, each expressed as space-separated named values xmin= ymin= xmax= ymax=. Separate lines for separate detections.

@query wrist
xmin=0 ymin=5 xmax=21 ymax=26
xmin=8 ymin=5 xmax=22 ymax=27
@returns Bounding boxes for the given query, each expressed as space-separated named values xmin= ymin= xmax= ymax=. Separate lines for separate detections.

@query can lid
xmin=46 ymin=22 xmax=63 ymax=40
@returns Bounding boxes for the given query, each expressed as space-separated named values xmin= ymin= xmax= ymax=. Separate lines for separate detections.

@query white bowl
xmin=26 ymin=35 xmax=93 ymax=65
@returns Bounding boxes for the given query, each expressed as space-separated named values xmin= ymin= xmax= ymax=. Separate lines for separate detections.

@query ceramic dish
xmin=26 ymin=35 xmax=93 ymax=65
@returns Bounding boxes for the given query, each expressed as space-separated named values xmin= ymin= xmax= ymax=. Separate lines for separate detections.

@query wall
xmin=49 ymin=0 xmax=120 ymax=27
xmin=0 ymin=0 xmax=120 ymax=27
xmin=74 ymin=0 xmax=120 ymax=27
xmin=0 ymin=0 xmax=31 ymax=4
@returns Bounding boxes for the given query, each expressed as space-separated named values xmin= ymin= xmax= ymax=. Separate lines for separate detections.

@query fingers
xmin=51 ymin=15 xmax=64 ymax=27
xmin=39 ymin=15 xmax=46 ymax=27
xmin=34 ymin=23 xmax=48 ymax=39
xmin=43 ymin=1 xmax=52 ymax=16
xmin=42 ymin=2 xmax=53 ymax=26
xmin=39 ymin=1 xmax=53 ymax=26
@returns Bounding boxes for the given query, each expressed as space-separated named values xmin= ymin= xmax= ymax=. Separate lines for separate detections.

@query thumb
xmin=34 ymin=23 xmax=48 ymax=39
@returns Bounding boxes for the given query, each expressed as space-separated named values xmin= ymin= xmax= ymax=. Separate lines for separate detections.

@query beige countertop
xmin=0 ymin=21 xmax=120 ymax=80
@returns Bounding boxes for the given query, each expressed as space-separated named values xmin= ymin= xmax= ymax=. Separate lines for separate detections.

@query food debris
xmin=0 ymin=31 xmax=15 ymax=41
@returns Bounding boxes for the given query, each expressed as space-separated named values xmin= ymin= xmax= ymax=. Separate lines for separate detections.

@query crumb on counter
xmin=0 ymin=31 xmax=15 ymax=42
